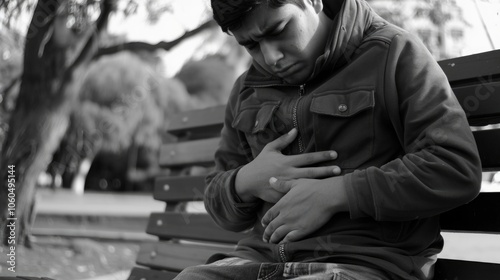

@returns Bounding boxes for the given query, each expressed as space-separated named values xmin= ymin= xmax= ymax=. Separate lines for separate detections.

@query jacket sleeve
xmin=204 ymin=75 xmax=262 ymax=232
xmin=344 ymin=32 xmax=482 ymax=221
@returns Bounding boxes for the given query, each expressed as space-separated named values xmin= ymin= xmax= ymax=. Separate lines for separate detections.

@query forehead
xmin=231 ymin=4 xmax=292 ymax=42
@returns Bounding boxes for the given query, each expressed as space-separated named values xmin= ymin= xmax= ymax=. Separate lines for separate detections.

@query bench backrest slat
xmin=147 ymin=213 xmax=248 ymax=243
xmin=453 ymin=82 xmax=500 ymax=126
xmin=473 ymin=129 xmax=500 ymax=171
xmin=438 ymin=50 xmax=500 ymax=84
xmin=167 ymin=105 xmax=225 ymax=139
xmin=154 ymin=175 xmax=206 ymax=202
xmin=440 ymin=192 xmax=500 ymax=232
xmin=159 ymin=138 xmax=220 ymax=167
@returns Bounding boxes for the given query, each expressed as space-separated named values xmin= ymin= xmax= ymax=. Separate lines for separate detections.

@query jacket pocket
xmin=310 ymin=88 xmax=375 ymax=169
xmin=232 ymin=101 xmax=281 ymax=157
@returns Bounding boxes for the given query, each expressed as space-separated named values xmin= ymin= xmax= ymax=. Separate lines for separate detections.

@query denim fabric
xmin=257 ymin=262 xmax=390 ymax=280
xmin=174 ymin=257 xmax=390 ymax=280
xmin=174 ymin=257 xmax=260 ymax=280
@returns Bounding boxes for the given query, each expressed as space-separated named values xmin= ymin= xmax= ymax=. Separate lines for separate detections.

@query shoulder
xmin=362 ymin=20 xmax=422 ymax=49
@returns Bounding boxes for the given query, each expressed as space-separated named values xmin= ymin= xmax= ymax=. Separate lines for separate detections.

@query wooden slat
xmin=440 ymin=192 xmax=500 ymax=232
xmin=128 ymin=267 xmax=178 ymax=280
xmin=439 ymin=49 xmax=500 ymax=84
xmin=147 ymin=213 xmax=247 ymax=243
xmin=136 ymin=241 xmax=235 ymax=272
xmin=167 ymin=105 xmax=225 ymax=139
xmin=473 ymin=129 xmax=500 ymax=171
xmin=434 ymin=259 xmax=500 ymax=280
xmin=159 ymin=138 xmax=219 ymax=167
xmin=154 ymin=175 xmax=206 ymax=202
xmin=453 ymin=82 xmax=500 ymax=126
xmin=0 ymin=278 xmax=56 ymax=280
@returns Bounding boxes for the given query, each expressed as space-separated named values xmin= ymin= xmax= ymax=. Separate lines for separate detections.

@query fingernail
xmin=330 ymin=151 xmax=337 ymax=159
xmin=269 ymin=177 xmax=277 ymax=184
xmin=263 ymin=237 xmax=268 ymax=243
xmin=333 ymin=166 xmax=341 ymax=174
xmin=288 ymin=128 xmax=296 ymax=135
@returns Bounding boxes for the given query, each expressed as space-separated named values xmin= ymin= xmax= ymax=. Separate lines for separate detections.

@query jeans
xmin=174 ymin=257 xmax=390 ymax=280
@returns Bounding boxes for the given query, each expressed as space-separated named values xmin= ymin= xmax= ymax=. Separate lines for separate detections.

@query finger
xmin=261 ymin=207 xmax=279 ymax=229
xmin=263 ymin=128 xmax=297 ymax=152
xmin=287 ymin=150 xmax=338 ymax=166
xmin=269 ymin=224 xmax=290 ymax=244
xmin=295 ymin=165 xmax=342 ymax=179
xmin=281 ymin=230 xmax=305 ymax=244
xmin=262 ymin=216 xmax=281 ymax=243
xmin=269 ymin=177 xmax=293 ymax=193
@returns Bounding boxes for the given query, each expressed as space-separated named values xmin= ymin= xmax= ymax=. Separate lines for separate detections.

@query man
xmin=175 ymin=0 xmax=482 ymax=279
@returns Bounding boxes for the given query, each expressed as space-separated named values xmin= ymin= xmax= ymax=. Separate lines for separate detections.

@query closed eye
xmin=244 ymin=42 xmax=259 ymax=51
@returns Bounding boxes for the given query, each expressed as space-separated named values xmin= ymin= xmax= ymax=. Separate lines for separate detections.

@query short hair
xmin=211 ymin=0 xmax=306 ymax=33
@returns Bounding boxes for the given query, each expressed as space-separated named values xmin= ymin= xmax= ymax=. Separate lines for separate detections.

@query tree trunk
xmin=0 ymin=0 xmax=112 ymax=246
xmin=71 ymin=156 xmax=93 ymax=195
xmin=1 ymin=103 xmax=71 ymax=246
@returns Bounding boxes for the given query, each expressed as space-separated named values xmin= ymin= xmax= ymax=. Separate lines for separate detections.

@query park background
xmin=0 ymin=0 xmax=499 ymax=279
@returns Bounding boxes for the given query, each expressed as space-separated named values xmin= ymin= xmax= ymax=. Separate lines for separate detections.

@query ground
xmin=0 ymin=236 xmax=140 ymax=280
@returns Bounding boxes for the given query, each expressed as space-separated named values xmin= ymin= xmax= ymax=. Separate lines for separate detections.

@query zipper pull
xmin=299 ymin=84 xmax=305 ymax=96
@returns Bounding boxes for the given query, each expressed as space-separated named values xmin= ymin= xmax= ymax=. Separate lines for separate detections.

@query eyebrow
xmin=238 ymin=20 xmax=284 ymax=46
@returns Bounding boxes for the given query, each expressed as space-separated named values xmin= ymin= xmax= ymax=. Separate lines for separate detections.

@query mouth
xmin=275 ymin=64 xmax=294 ymax=77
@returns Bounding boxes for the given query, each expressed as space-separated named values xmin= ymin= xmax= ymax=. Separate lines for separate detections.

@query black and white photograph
xmin=0 ymin=0 xmax=499 ymax=279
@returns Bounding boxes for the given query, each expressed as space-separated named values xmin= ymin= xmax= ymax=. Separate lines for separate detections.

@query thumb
xmin=269 ymin=177 xmax=292 ymax=193
xmin=264 ymin=128 xmax=297 ymax=152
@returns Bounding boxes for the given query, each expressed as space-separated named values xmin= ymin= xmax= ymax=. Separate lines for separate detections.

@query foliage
xmin=145 ymin=0 xmax=172 ymax=24
xmin=0 ymin=28 xmax=23 ymax=150
xmin=0 ymin=0 xmax=175 ymax=33
xmin=367 ymin=0 xmax=466 ymax=59
xmin=176 ymin=55 xmax=238 ymax=107
xmin=75 ymin=51 xmax=187 ymax=154
xmin=0 ymin=0 xmax=37 ymax=29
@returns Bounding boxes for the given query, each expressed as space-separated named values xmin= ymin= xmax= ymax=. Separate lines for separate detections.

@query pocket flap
xmin=310 ymin=89 xmax=375 ymax=117
xmin=232 ymin=101 xmax=280 ymax=133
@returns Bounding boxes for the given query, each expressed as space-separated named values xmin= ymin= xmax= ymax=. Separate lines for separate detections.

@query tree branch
xmin=65 ymin=0 xmax=114 ymax=71
xmin=3 ymin=16 xmax=216 ymax=98
xmin=1 ymin=77 xmax=20 ymax=111
xmin=94 ymin=20 xmax=216 ymax=59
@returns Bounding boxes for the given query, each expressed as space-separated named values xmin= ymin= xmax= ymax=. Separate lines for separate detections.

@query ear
xmin=308 ymin=0 xmax=324 ymax=14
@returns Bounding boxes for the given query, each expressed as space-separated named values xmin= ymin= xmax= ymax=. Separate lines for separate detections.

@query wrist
xmin=235 ymin=165 xmax=258 ymax=203
xmin=325 ymin=176 xmax=349 ymax=213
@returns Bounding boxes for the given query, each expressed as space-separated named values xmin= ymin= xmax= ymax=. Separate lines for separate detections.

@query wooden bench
xmin=127 ymin=50 xmax=500 ymax=280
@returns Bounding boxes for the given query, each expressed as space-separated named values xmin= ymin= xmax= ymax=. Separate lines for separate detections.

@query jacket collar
xmin=243 ymin=0 xmax=376 ymax=87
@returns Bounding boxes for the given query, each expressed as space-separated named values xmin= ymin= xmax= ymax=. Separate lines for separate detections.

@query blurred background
xmin=0 ymin=0 xmax=499 ymax=279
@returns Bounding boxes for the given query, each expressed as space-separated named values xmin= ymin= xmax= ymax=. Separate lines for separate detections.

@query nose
xmin=260 ymin=41 xmax=283 ymax=67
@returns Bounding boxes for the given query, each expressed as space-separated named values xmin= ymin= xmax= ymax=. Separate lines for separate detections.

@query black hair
xmin=211 ymin=0 xmax=306 ymax=33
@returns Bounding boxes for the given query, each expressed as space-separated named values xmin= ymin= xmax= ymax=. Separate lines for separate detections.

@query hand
xmin=261 ymin=176 xmax=348 ymax=244
xmin=235 ymin=128 xmax=341 ymax=203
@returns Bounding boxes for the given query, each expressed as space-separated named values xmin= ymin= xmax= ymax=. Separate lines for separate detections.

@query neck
xmin=323 ymin=0 xmax=345 ymax=20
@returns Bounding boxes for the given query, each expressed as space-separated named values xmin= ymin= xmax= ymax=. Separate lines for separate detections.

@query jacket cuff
xmin=344 ymin=168 xmax=377 ymax=220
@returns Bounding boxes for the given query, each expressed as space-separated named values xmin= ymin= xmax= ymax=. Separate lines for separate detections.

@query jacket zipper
xmin=293 ymin=84 xmax=306 ymax=153
xmin=279 ymin=243 xmax=287 ymax=262
xmin=251 ymin=83 xmax=306 ymax=153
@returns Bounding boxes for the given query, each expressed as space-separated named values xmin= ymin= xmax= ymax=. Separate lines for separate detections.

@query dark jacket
xmin=204 ymin=0 xmax=482 ymax=279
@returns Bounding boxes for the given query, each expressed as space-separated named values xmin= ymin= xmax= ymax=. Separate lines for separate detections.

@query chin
xmin=283 ymin=68 xmax=314 ymax=85
xmin=284 ymin=75 xmax=308 ymax=85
